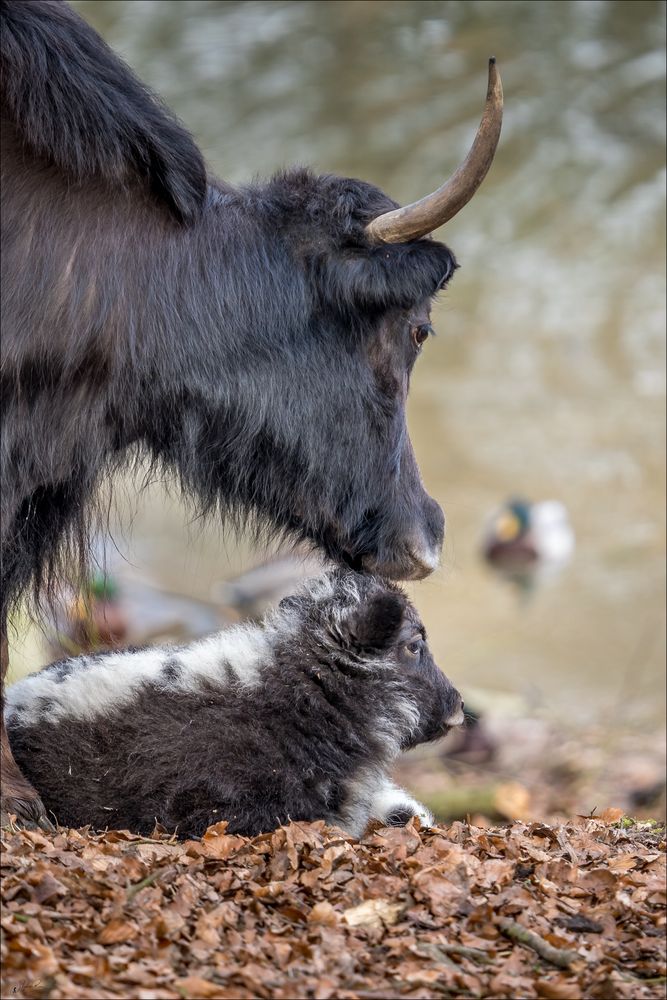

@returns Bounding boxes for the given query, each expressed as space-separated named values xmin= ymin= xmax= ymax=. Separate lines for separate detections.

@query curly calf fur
xmin=5 ymin=571 xmax=462 ymax=838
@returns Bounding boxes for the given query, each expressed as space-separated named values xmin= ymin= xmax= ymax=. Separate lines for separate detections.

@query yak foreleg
xmin=369 ymin=777 xmax=434 ymax=829
xmin=1 ymin=634 xmax=55 ymax=831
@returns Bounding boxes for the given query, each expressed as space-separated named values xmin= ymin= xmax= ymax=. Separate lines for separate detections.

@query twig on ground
xmin=497 ymin=917 xmax=580 ymax=969
xmin=420 ymin=941 xmax=491 ymax=965
xmin=126 ymin=865 xmax=176 ymax=901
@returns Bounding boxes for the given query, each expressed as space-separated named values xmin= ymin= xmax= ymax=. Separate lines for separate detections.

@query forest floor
xmin=1 ymin=812 xmax=665 ymax=1000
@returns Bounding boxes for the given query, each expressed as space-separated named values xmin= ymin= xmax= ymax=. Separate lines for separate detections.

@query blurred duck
xmin=482 ymin=498 xmax=574 ymax=585
xmin=48 ymin=548 xmax=325 ymax=658
xmin=52 ymin=572 xmax=129 ymax=656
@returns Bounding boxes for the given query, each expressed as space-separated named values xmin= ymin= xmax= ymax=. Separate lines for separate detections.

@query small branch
xmin=419 ymin=942 xmax=491 ymax=965
xmin=438 ymin=944 xmax=491 ymax=964
xmin=497 ymin=917 xmax=580 ymax=969
xmin=28 ymin=908 xmax=75 ymax=922
xmin=132 ymin=837 xmax=178 ymax=846
xmin=126 ymin=865 xmax=175 ymax=901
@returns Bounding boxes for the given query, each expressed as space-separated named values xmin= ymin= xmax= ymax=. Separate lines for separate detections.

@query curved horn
xmin=365 ymin=58 xmax=503 ymax=245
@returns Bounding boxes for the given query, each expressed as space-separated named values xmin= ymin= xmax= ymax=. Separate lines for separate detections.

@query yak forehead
xmin=260 ymin=168 xmax=457 ymax=290
xmin=261 ymin=168 xmax=399 ymax=236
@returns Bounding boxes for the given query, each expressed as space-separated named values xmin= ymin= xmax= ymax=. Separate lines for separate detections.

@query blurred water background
xmin=10 ymin=2 xmax=666 ymax=754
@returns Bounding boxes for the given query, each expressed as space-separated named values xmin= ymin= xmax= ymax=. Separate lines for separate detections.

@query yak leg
xmin=1 ymin=633 xmax=54 ymax=831
xmin=369 ymin=777 xmax=434 ymax=828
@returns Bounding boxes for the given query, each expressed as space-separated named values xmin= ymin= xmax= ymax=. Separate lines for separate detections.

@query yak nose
xmin=362 ymin=495 xmax=445 ymax=581
xmin=446 ymin=696 xmax=465 ymax=728
xmin=362 ymin=545 xmax=438 ymax=581
xmin=404 ymin=496 xmax=445 ymax=579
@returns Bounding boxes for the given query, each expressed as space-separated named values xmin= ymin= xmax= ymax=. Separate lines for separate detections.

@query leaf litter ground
xmin=1 ymin=814 xmax=665 ymax=999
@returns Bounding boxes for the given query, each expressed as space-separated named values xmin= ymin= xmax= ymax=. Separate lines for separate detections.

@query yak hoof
xmin=1 ymin=792 xmax=56 ymax=833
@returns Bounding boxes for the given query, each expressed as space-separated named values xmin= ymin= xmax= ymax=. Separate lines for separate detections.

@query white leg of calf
xmin=370 ymin=778 xmax=434 ymax=828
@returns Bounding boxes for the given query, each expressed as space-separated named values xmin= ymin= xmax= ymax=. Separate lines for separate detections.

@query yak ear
xmin=344 ymin=592 xmax=405 ymax=653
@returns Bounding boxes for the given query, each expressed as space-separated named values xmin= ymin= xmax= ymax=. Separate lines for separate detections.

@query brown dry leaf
xmin=599 ymin=807 xmax=626 ymax=823
xmin=98 ymin=919 xmax=138 ymax=944
xmin=135 ymin=842 xmax=179 ymax=863
xmin=174 ymin=975 xmax=223 ymax=998
xmin=494 ymin=781 xmax=532 ymax=820
xmin=172 ymin=880 xmax=199 ymax=917
xmin=536 ymin=977 xmax=582 ymax=999
xmin=578 ymin=868 xmax=618 ymax=897
xmin=342 ymin=898 xmax=404 ymax=928
xmin=476 ymin=857 xmax=515 ymax=889
xmin=154 ymin=907 xmax=186 ymax=938
xmin=607 ymin=853 xmax=639 ymax=873
xmin=200 ymin=821 xmax=247 ymax=859
xmin=194 ymin=903 xmax=238 ymax=945
xmin=24 ymin=940 xmax=60 ymax=976
xmin=31 ymin=871 xmax=68 ymax=904
xmin=368 ymin=822 xmax=422 ymax=859
xmin=308 ymin=901 xmax=340 ymax=926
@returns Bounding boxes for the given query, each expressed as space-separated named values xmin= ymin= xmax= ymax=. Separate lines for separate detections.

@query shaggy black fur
xmin=0 ymin=0 xmax=206 ymax=223
xmin=1 ymin=0 xmax=455 ymax=637
xmin=6 ymin=571 xmax=463 ymax=838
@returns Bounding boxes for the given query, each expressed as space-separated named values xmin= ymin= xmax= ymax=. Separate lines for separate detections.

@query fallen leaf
xmin=200 ymin=821 xmax=247 ymax=860
xmin=174 ymin=975 xmax=223 ymax=998
xmin=599 ymin=807 xmax=625 ymax=823
xmin=342 ymin=898 xmax=404 ymax=928
xmin=536 ymin=977 xmax=582 ymax=999
xmin=494 ymin=782 xmax=532 ymax=820
xmin=98 ymin=919 xmax=138 ymax=944
xmin=31 ymin=872 xmax=67 ymax=904
xmin=308 ymin=901 xmax=340 ymax=925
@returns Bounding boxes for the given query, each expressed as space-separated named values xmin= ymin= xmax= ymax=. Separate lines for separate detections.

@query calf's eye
xmin=405 ymin=638 xmax=423 ymax=657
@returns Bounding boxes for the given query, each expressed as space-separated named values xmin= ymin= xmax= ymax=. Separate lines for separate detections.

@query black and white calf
xmin=5 ymin=571 xmax=463 ymax=839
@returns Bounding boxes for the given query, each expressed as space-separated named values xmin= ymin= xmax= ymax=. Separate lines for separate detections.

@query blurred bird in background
xmin=47 ymin=540 xmax=324 ymax=660
xmin=481 ymin=498 xmax=575 ymax=593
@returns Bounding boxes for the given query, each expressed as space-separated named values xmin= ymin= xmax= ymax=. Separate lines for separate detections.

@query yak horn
xmin=365 ymin=58 xmax=503 ymax=244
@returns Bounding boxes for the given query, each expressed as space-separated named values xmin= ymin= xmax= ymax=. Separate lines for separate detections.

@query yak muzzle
xmin=361 ymin=495 xmax=445 ymax=582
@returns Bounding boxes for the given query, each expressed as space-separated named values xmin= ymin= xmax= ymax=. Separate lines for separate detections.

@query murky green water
xmin=15 ymin=1 xmax=665 ymax=727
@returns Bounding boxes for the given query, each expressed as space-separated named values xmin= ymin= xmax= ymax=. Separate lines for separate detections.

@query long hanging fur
xmin=5 ymin=570 xmax=464 ymax=838
xmin=0 ymin=0 xmax=207 ymax=223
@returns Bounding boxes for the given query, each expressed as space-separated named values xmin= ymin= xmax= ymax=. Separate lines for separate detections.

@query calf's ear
xmin=345 ymin=592 xmax=405 ymax=653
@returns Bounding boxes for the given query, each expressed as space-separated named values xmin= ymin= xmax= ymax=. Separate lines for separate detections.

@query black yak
xmin=5 ymin=569 xmax=464 ymax=838
xmin=0 ymin=0 xmax=501 ymax=824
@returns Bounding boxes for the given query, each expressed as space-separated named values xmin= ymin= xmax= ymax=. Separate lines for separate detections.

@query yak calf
xmin=5 ymin=570 xmax=463 ymax=839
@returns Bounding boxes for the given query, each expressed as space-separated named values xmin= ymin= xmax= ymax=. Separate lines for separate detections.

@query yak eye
xmin=405 ymin=638 xmax=423 ymax=657
xmin=411 ymin=324 xmax=433 ymax=350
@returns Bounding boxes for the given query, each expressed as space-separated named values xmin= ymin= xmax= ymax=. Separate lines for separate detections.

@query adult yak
xmin=0 ymin=0 xmax=502 ymax=826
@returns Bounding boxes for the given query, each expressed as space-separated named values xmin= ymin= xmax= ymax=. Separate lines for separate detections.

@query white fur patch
xmin=336 ymin=767 xmax=381 ymax=838
xmin=369 ymin=778 xmax=434 ymax=828
xmin=177 ymin=624 xmax=270 ymax=689
xmin=4 ymin=648 xmax=165 ymax=726
xmin=5 ymin=622 xmax=272 ymax=727
xmin=374 ymin=694 xmax=420 ymax=756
